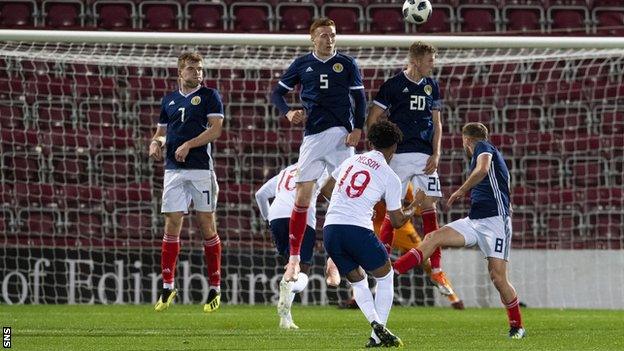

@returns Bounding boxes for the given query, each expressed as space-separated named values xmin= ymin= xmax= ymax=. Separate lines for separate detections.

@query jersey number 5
xmin=338 ymin=165 xmax=371 ymax=198
xmin=320 ymin=74 xmax=328 ymax=89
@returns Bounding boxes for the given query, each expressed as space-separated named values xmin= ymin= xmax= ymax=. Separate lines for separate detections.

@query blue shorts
xmin=323 ymin=224 xmax=388 ymax=276
xmin=269 ymin=218 xmax=316 ymax=265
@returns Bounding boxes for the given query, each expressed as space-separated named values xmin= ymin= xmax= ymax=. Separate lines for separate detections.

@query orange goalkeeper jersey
xmin=372 ymin=183 xmax=423 ymax=253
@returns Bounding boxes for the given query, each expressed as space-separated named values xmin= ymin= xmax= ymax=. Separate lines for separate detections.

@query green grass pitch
xmin=2 ymin=305 xmax=623 ymax=350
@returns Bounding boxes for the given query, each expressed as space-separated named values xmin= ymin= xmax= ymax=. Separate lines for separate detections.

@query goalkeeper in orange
xmin=374 ymin=183 xmax=464 ymax=309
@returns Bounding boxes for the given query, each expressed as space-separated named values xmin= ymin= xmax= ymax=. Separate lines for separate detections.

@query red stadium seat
xmin=95 ymin=151 xmax=140 ymax=185
xmin=547 ymin=103 xmax=590 ymax=133
xmin=438 ymin=155 xmax=465 ymax=188
xmin=483 ymin=63 xmax=523 ymax=85
xmin=501 ymin=105 xmax=545 ymax=133
xmin=241 ymin=154 xmax=285 ymax=183
xmin=64 ymin=209 xmax=108 ymax=238
xmin=226 ymin=103 xmax=269 ymax=130
xmin=454 ymin=104 xmax=499 ymax=134
xmin=510 ymin=208 xmax=538 ymax=238
xmin=218 ymin=182 xmax=254 ymax=205
xmin=592 ymin=6 xmax=624 ymax=36
xmin=520 ymin=155 xmax=563 ymax=187
xmin=106 ymin=183 xmax=152 ymax=207
xmin=57 ymin=184 xmax=104 ymax=209
xmin=565 ymin=156 xmax=609 ymax=187
xmin=112 ymin=205 xmax=155 ymax=241
xmin=536 ymin=187 xmax=577 ymax=210
xmin=132 ymin=100 xmax=163 ymax=133
xmin=39 ymin=127 xmax=91 ymax=151
xmin=276 ymin=2 xmax=317 ymax=33
xmin=560 ymin=132 xmax=601 ymax=156
xmin=93 ymin=0 xmax=136 ymax=30
xmin=321 ymin=3 xmax=364 ymax=34
xmin=185 ymin=0 xmax=226 ymax=32
xmin=1 ymin=151 xmax=45 ymax=182
xmin=418 ymin=3 xmax=454 ymax=33
xmin=0 ymin=100 xmax=28 ymax=129
xmin=0 ymin=207 xmax=15 ymax=234
xmin=42 ymin=0 xmax=84 ymax=29
xmin=457 ymin=4 xmax=499 ymax=33
xmin=587 ymin=210 xmax=623 ymax=249
xmin=90 ymin=127 xmax=136 ymax=151
xmin=583 ymin=187 xmax=624 ymax=210
xmin=18 ymin=207 xmax=61 ymax=237
xmin=13 ymin=182 xmax=57 ymax=208
xmin=239 ymin=130 xmax=280 ymax=154
xmin=0 ymin=129 xmax=39 ymax=153
xmin=139 ymin=0 xmax=182 ymax=31
xmin=49 ymin=149 xmax=92 ymax=184
xmin=366 ymin=3 xmax=406 ymax=34
xmin=79 ymin=99 xmax=123 ymax=129
xmin=547 ymin=2 xmax=590 ymax=34
xmin=230 ymin=2 xmax=273 ymax=32
xmin=594 ymin=105 xmax=624 ymax=135
xmin=213 ymin=153 xmax=240 ymax=183
xmin=0 ymin=0 xmax=37 ymax=28
xmin=32 ymin=99 xmax=77 ymax=130
xmin=502 ymin=4 xmax=545 ymax=33
xmin=28 ymin=76 xmax=73 ymax=99
xmin=540 ymin=209 xmax=584 ymax=244
xmin=611 ymin=157 xmax=623 ymax=186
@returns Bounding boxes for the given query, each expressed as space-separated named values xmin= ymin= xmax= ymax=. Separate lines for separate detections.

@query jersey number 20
xmin=338 ymin=165 xmax=371 ymax=198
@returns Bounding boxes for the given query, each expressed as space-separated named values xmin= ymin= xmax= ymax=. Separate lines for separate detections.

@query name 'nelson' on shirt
xmin=356 ymin=155 xmax=381 ymax=170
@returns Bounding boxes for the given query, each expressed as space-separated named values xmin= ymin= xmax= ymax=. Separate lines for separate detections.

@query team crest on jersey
xmin=332 ymin=63 xmax=343 ymax=73
xmin=424 ymin=85 xmax=433 ymax=96
xmin=191 ymin=96 xmax=201 ymax=105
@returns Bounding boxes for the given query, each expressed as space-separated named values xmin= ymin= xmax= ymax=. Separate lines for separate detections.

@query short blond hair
xmin=408 ymin=41 xmax=437 ymax=60
xmin=310 ymin=17 xmax=336 ymax=36
xmin=462 ymin=122 xmax=489 ymax=140
xmin=177 ymin=52 xmax=203 ymax=71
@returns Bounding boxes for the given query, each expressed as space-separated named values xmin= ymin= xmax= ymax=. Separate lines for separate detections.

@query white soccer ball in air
xmin=402 ymin=0 xmax=433 ymax=25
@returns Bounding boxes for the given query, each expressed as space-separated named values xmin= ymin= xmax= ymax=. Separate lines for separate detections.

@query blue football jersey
xmin=158 ymin=86 xmax=224 ymax=170
xmin=278 ymin=52 xmax=364 ymax=135
xmin=373 ymin=72 xmax=442 ymax=155
xmin=468 ymin=141 xmax=511 ymax=219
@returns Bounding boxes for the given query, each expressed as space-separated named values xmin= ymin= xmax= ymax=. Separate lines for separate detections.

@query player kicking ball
xmin=321 ymin=121 xmax=418 ymax=348
xmin=393 ymin=123 xmax=526 ymax=339
xmin=255 ymin=164 xmax=327 ymax=329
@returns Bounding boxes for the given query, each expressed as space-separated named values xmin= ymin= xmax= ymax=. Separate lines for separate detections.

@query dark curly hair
xmin=368 ymin=120 xmax=403 ymax=149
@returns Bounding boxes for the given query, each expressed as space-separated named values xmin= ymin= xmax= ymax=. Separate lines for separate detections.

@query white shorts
xmin=446 ymin=215 xmax=512 ymax=260
xmin=297 ymin=126 xmax=354 ymax=182
xmin=388 ymin=152 xmax=442 ymax=198
xmin=161 ymin=169 xmax=219 ymax=213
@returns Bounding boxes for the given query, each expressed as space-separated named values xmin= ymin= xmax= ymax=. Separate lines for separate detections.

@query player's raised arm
xmin=255 ymin=175 xmax=279 ymax=222
xmin=366 ymin=104 xmax=386 ymax=133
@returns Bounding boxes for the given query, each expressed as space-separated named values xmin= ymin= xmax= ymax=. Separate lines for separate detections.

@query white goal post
xmin=0 ymin=30 xmax=622 ymax=309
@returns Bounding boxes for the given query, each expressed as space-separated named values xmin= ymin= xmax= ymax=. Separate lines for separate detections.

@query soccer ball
xmin=402 ymin=0 xmax=433 ymax=25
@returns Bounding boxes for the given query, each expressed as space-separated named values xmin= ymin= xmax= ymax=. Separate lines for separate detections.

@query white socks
xmin=351 ymin=276 xmax=380 ymax=324
xmin=374 ymin=270 xmax=394 ymax=326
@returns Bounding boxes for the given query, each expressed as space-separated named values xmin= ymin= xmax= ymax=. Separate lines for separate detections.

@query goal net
xmin=0 ymin=34 xmax=622 ymax=308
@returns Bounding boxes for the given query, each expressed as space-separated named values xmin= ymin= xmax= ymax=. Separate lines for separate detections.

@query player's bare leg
xmin=325 ymin=257 xmax=341 ymax=287
xmin=285 ymin=181 xmax=315 ymax=281
xmin=155 ymin=212 xmax=184 ymax=312
xmin=488 ymin=258 xmax=525 ymax=338
xmin=198 ymin=211 xmax=221 ymax=312
xmin=393 ymin=226 xmax=465 ymax=274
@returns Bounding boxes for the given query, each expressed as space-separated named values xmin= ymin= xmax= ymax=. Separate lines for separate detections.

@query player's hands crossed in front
xmin=404 ymin=189 xmax=426 ymax=217
xmin=286 ymin=109 xmax=305 ymax=125
xmin=345 ymin=128 xmax=362 ymax=147
xmin=175 ymin=142 xmax=191 ymax=162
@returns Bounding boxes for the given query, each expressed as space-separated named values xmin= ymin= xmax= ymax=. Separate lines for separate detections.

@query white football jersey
xmin=324 ymin=150 xmax=402 ymax=230
xmin=255 ymin=163 xmax=324 ymax=228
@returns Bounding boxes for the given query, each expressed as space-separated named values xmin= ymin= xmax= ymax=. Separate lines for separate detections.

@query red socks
xmin=504 ymin=296 xmax=523 ymax=328
xmin=422 ymin=209 xmax=441 ymax=269
xmin=161 ymin=234 xmax=180 ymax=285
xmin=379 ymin=215 xmax=394 ymax=254
xmin=204 ymin=235 xmax=222 ymax=288
xmin=289 ymin=205 xmax=308 ymax=256
xmin=393 ymin=248 xmax=424 ymax=274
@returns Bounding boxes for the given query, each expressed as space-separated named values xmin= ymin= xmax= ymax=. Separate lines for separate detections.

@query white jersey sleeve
xmin=384 ymin=175 xmax=403 ymax=212
xmin=255 ymin=175 xmax=278 ymax=221
xmin=264 ymin=164 xmax=319 ymax=228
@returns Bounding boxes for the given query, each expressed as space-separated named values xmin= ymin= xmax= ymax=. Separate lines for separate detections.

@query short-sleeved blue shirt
xmin=468 ymin=140 xmax=511 ymax=219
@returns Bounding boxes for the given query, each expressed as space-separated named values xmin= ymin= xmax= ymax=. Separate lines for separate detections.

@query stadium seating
xmin=185 ymin=0 xmax=227 ymax=32
xmin=139 ymin=0 xmax=182 ymax=31
xmin=230 ymin=2 xmax=273 ymax=32
xmin=41 ymin=0 xmax=84 ymax=29
xmin=92 ymin=0 xmax=136 ymax=30
xmin=0 ymin=0 xmax=37 ymax=28
xmin=276 ymin=2 xmax=317 ymax=33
